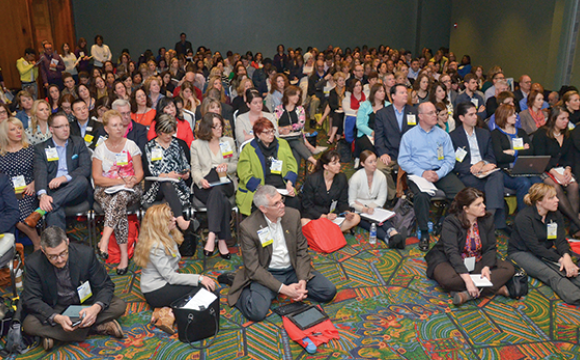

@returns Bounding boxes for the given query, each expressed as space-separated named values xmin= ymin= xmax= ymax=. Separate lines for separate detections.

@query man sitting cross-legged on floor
xmin=22 ymin=226 xmax=126 ymax=351
xmin=226 ymin=185 xmax=336 ymax=322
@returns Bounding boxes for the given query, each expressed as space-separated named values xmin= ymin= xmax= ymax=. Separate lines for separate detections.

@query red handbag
xmin=282 ymin=305 xmax=340 ymax=348
xmin=302 ymin=218 xmax=346 ymax=253
xmin=106 ymin=214 xmax=139 ymax=264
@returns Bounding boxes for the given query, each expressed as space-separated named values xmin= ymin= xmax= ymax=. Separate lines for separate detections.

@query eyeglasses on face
xmin=45 ymin=249 xmax=69 ymax=261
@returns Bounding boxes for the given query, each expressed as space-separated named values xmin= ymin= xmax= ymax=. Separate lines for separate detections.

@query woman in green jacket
xmin=236 ymin=117 xmax=300 ymax=216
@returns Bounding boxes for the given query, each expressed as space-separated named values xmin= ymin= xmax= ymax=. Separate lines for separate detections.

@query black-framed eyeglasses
xmin=45 ymin=249 xmax=69 ymax=262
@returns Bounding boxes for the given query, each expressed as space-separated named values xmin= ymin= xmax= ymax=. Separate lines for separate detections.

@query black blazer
xmin=95 ymin=120 xmax=148 ymax=153
xmin=69 ymin=118 xmax=103 ymax=149
xmin=490 ymin=128 xmax=534 ymax=169
xmin=449 ymin=125 xmax=496 ymax=176
xmin=570 ymin=127 xmax=580 ymax=180
xmin=532 ymin=127 xmax=574 ymax=171
xmin=425 ymin=215 xmax=498 ymax=279
xmin=33 ymin=136 xmax=91 ymax=195
xmin=0 ymin=173 xmax=19 ymax=234
xmin=301 ymin=171 xmax=351 ymax=220
xmin=22 ymin=242 xmax=116 ymax=323
xmin=375 ymin=104 xmax=417 ymax=159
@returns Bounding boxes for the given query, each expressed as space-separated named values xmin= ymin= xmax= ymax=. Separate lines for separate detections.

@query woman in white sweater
xmin=348 ymin=150 xmax=406 ymax=248
xmin=91 ymin=35 xmax=112 ymax=68
xmin=135 ymin=203 xmax=216 ymax=310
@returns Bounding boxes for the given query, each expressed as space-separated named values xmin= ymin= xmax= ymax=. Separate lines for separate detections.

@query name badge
xmin=568 ymin=122 xmax=576 ymax=131
xmin=84 ymin=134 xmax=94 ymax=143
xmin=220 ymin=141 xmax=233 ymax=158
xmin=455 ymin=147 xmax=467 ymax=162
xmin=12 ymin=175 xmax=26 ymax=193
xmin=151 ymin=147 xmax=163 ymax=162
xmin=464 ymin=256 xmax=476 ymax=272
xmin=330 ymin=200 xmax=338 ymax=213
xmin=407 ymin=114 xmax=416 ymax=126
xmin=257 ymin=227 xmax=273 ymax=247
xmin=471 ymin=98 xmax=479 ymax=108
xmin=270 ymin=159 xmax=283 ymax=174
xmin=547 ymin=222 xmax=557 ymax=240
xmin=79 ymin=51 xmax=85 ymax=57
xmin=45 ymin=147 xmax=59 ymax=161
xmin=77 ymin=281 xmax=93 ymax=304
xmin=437 ymin=145 xmax=444 ymax=160
xmin=86 ymin=126 xmax=93 ymax=132
xmin=115 ymin=152 xmax=129 ymax=166
xmin=512 ymin=138 xmax=524 ymax=150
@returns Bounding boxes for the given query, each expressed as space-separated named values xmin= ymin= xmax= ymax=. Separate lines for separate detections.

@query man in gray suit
xmin=24 ymin=112 xmax=91 ymax=230
xmin=226 ymin=185 xmax=336 ymax=322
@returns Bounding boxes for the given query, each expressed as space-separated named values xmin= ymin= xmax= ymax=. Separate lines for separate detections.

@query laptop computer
xmin=505 ymin=155 xmax=551 ymax=177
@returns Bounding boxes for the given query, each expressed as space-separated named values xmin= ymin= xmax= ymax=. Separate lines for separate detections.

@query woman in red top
xmin=147 ymin=98 xmax=194 ymax=147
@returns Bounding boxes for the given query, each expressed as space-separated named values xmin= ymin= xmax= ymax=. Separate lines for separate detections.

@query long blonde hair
xmin=0 ymin=117 xmax=29 ymax=155
xmin=30 ymin=99 xmax=50 ymax=130
xmin=133 ymin=203 xmax=184 ymax=268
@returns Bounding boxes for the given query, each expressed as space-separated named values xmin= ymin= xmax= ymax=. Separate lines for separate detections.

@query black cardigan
xmin=301 ymin=171 xmax=351 ymax=220
xmin=532 ymin=127 xmax=574 ymax=171
xmin=425 ymin=215 xmax=498 ymax=279
xmin=490 ymin=128 xmax=534 ymax=169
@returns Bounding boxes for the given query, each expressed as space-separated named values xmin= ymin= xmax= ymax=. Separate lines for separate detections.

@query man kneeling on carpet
xmin=225 ymin=185 xmax=337 ymax=322
xmin=22 ymin=226 xmax=126 ymax=351
xmin=134 ymin=203 xmax=217 ymax=334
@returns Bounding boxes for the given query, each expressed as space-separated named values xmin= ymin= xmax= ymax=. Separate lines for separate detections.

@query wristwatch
xmin=198 ymin=275 xmax=204 ymax=285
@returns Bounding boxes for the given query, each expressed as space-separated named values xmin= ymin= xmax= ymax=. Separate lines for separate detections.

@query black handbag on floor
xmin=505 ymin=260 xmax=529 ymax=299
xmin=171 ymin=287 xmax=220 ymax=349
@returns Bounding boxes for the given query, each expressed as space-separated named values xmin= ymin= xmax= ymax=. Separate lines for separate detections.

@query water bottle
xmin=369 ymin=223 xmax=377 ymax=245
xmin=302 ymin=337 xmax=317 ymax=354
xmin=15 ymin=269 xmax=23 ymax=290
xmin=428 ymin=221 xmax=434 ymax=233
xmin=417 ymin=229 xmax=422 ymax=239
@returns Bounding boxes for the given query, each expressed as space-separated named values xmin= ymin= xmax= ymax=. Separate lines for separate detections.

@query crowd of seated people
xmin=2 ymin=36 xmax=580 ymax=352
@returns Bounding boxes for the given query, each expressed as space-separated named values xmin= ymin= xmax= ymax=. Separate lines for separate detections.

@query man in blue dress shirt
xmin=398 ymin=102 xmax=465 ymax=251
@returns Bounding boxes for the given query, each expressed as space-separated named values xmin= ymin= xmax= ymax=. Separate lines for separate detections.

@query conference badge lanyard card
xmin=547 ymin=222 xmax=557 ymax=240
xmin=455 ymin=147 xmax=467 ymax=162
xmin=115 ymin=152 xmax=129 ymax=166
xmin=220 ymin=141 xmax=233 ymax=159
xmin=464 ymin=256 xmax=476 ymax=272
xmin=11 ymin=175 xmax=26 ymax=194
xmin=407 ymin=114 xmax=416 ymax=126
xmin=512 ymin=138 xmax=524 ymax=150
xmin=271 ymin=159 xmax=283 ymax=175
xmin=77 ymin=281 xmax=93 ymax=303
xmin=151 ymin=147 xmax=163 ymax=162
xmin=45 ymin=147 xmax=59 ymax=162
xmin=437 ymin=145 xmax=444 ymax=161
xmin=258 ymin=227 xmax=274 ymax=247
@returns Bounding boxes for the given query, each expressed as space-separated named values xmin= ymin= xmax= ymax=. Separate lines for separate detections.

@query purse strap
xmin=184 ymin=307 xmax=219 ymax=349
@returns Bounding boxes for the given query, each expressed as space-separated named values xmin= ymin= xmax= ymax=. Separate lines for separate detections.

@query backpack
xmin=390 ymin=196 xmax=416 ymax=233
xmin=0 ymin=297 xmax=39 ymax=355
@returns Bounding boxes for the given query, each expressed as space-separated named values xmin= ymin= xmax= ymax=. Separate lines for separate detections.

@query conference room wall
xmin=449 ymin=0 xmax=571 ymax=91
xmin=71 ymin=0 xmax=451 ymax=61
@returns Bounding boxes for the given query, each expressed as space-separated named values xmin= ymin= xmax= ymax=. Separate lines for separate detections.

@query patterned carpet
xmin=3 ymin=222 xmax=580 ymax=360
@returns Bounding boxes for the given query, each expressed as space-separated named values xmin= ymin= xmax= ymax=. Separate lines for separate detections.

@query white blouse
xmin=348 ymin=168 xmax=388 ymax=212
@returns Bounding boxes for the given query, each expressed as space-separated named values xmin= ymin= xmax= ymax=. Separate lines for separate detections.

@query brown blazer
xmin=227 ymin=207 xmax=314 ymax=307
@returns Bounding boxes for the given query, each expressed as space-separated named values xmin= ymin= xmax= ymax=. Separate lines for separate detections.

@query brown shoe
xmin=42 ymin=337 xmax=54 ymax=351
xmin=452 ymin=291 xmax=473 ymax=305
xmin=93 ymin=319 xmax=124 ymax=338
xmin=24 ymin=211 xmax=42 ymax=228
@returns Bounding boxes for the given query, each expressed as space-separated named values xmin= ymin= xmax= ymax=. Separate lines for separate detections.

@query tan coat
xmin=227 ymin=208 xmax=314 ymax=307
xmin=190 ymin=136 xmax=238 ymax=188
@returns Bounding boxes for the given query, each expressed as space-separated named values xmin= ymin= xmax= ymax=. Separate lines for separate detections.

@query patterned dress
xmin=0 ymin=146 xmax=41 ymax=226
xmin=25 ymin=125 xmax=52 ymax=146
xmin=142 ymin=138 xmax=191 ymax=207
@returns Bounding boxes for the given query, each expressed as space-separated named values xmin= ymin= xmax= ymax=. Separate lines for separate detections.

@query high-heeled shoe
xmin=203 ymin=249 xmax=215 ymax=257
xmin=116 ymin=267 xmax=128 ymax=275
xmin=97 ymin=245 xmax=108 ymax=260
xmin=218 ymin=241 xmax=230 ymax=260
